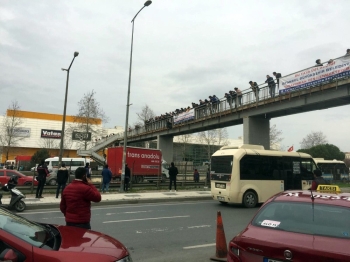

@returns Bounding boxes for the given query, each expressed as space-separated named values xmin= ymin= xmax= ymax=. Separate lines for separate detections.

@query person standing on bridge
xmin=273 ymin=72 xmax=282 ymax=90
xmin=249 ymin=81 xmax=259 ymax=102
xmin=234 ymin=87 xmax=242 ymax=106
xmin=265 ymin=75 xmax=276 ymax=98
xmin=168 ymin=162 xmax=179 ymax=192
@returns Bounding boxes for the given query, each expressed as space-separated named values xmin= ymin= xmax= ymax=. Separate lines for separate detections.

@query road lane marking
xmin=188 ymin=225 xmax=211 ymax=229
xmin=123 ymin=211 xmax=151 ymax=214
xmin=103 ymin=215 xmax=190 ymax=223
xmin=183 ymin=243 xmax=216 ymax=249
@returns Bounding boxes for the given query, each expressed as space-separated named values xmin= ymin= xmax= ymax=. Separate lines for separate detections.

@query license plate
xmin=263 ymin=258 xmax=284 ymax=262
xmin=217 ymin=196 xmax=225 ymax=201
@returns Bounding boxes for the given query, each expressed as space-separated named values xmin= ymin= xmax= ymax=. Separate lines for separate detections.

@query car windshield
xmin=0 ymin=208 xmax=48 ymax=247
xmin=252 ymin=201 xmax=350 ymax=239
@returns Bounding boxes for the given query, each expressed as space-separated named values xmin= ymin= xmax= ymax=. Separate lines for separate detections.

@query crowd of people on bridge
xmin=134 ymin=49 xmax=350 ymax=134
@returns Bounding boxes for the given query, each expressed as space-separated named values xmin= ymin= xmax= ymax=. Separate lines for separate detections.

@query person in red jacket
xmin=60 ymin=167 xmax=101 ymax=229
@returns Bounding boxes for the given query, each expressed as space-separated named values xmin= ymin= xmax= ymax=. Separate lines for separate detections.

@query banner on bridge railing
xmin=173 ymin=110 xmax=195 ymax=125
xmin=280 ymin=56 xmax=350 ymax=95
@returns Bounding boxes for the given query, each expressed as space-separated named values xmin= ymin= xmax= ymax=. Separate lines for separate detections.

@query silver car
xmin=45 ymin=170 xmax=76 ymax=186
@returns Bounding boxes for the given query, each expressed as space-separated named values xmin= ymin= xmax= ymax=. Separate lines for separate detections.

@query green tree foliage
xmin=297 ymin=144 xmax=345 ymax=160
xmin=31 ymin=149 xmax=50 ymax=165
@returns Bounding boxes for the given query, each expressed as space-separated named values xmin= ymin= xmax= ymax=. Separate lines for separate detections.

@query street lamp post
xmin=58 ymin=51 xmax=79 ymax=166
xmin=120 ymin=1 xmax=152 ymax=192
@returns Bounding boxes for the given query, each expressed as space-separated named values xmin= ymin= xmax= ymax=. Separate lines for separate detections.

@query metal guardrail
xmin=7 ymin=181 xmax=207 ymax=195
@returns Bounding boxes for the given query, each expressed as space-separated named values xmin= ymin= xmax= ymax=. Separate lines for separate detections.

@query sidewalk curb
xmin=25 ymin=196 xmax=212 ymax=211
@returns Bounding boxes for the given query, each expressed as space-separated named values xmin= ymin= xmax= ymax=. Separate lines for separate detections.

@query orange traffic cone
xmin=210 ymin=211 xmax=228 ymax=261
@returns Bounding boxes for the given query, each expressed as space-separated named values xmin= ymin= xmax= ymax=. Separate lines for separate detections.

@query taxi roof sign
xmin=316 ymin=185 xmax=341 ymax=193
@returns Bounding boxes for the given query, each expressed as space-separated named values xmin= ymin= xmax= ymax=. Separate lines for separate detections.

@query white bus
xmin=210 ymin=144 xmax=317 ymax=208
xmin=314 ymin=158 xmax=349 ymax=182
xmin=45 ymin=157 xmax=89 ymax=172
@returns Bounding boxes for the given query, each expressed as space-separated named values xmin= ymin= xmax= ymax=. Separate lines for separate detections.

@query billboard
xmin=173 ymin=110 xmax=195 ymax=125
xmin=41 ymin=129 xmax=62 ymax=139
xmin=72 ymin=131 xmax=92 ymax=141
xmin=279 ymin=56 xmax=350 ymax=95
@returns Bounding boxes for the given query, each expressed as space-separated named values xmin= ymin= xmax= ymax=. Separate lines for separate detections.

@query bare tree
xmin=37 ymin=138 xmax=59 ymax=149
xmin=197 ymin=128 xmax=229 ymax=161
xmin=176 ymin=134 xmax=193 ymax=181
xmin=0 ymin=101 xmax=25 ymax=161
xmin=177 ymin=134 xmax=193 ymax=161
xmin=73 ymin=90 xmax=108 ymax=150
xmin=300 ymin=131 xmax=328 ymax=149
xmin=135 ymin=104 xmax=155 ymax=126
xmin=270 ymin=124 xmax=283 ymax=150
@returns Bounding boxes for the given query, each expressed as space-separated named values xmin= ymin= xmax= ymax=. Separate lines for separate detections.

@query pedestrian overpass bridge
xmin=78 ymin=57 xmax=350 ymax=163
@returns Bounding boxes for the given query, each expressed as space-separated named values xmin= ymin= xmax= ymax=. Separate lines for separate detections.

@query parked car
xmin=227 ymin=185 xmax=350 ymax=262
xmin=45 ymin=170 xmax=75 ymax=186
xmin=0 ymin=170 xmax=38 ymax=186
xmin=0 ymin=206 xmax=132 ymax=262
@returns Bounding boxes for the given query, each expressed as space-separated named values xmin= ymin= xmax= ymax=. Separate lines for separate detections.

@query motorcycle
xmin=0 ymin=175 xmax=26 ymax=212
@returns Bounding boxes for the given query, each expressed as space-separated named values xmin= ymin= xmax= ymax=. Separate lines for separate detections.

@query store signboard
xmin=8 ymin=127 xmax=31 ymax=137
xmin=72 ymin=131 xmax=92 ymax=141
xmin=41 ymin=129 xmax=62 ymax=139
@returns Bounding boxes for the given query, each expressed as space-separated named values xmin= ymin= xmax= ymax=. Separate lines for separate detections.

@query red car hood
xmin=55 ymin=225 xmax=129 ymax=258
xmin=233 ymin=225 xmax=350 ymax=262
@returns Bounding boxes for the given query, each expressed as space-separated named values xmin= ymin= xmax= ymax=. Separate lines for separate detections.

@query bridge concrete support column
xmin=243 ymin=116 xmax=270 ymax=149
xmin=157 ymin=135 xmax=174 ymax=163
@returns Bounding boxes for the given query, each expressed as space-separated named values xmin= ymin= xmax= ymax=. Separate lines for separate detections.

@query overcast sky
xmin=1 ymin=0 xmax=350 ymax=152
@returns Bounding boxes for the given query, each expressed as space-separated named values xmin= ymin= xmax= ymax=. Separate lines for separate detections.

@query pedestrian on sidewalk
xmin=168 ymin=162 xmax=178 ymax=192
xmin=60 ymin=167 xmax=101 ymax=229
xmin=124 ymin=163 xmax=131 ymax=192
xmin=85 ymin=162 xmax=92 ymax=179
xmin=36 ymin=160 xmax=49 ymax=198
xmin=193 ymin=169 xmax=199 ymax=183
xmin=56 ymin=163 xmax=69 ymax=198
xmin=101 ymin=164 xmax=112 ymax=193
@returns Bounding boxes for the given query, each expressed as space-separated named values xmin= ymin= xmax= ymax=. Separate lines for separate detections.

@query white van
xmin=45 ymin=157 xmax=89 ymax=172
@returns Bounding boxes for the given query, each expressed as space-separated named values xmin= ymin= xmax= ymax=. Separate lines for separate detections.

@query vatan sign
xmin=72 ymin=131 xmax=92 ymax=141
xmin=41 ymin=129 xmax=62 ymax=139
xmin=173 ymin=110 xmax=195 ymax=125
xmin=279 ymin=56 xmax=350 ymax=95
xmin=8 ymin=127 xmax=31 ymax=137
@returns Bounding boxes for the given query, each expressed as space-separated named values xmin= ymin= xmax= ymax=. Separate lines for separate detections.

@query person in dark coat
xmin=124 ymin=163 xmax=131 ymax=192
xmin=168 ymin=162 xmax=179 ymax=192
xmin=56 ymin=163 xmax=69 ymax=198
xmin=249 ymin=81 xmax=259 ymax=101
xmin=101 ymin=164 xmax=112 ymax=193
xmin=36 ymin=160 xmax=49 ymax=198
xmin=85 ymin=163 xmax=92 ymax=179
xmin=193 ymin=169 xmax=199 ymax=183
xmin=273 ymin=72 xmax=282 ymax=89
xmin=265 ymin=75 xmax=276 ymax=98
xmin=60 ymin=167 xmax=101 ymax=229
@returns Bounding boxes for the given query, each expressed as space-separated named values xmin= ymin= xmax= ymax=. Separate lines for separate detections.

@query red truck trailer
xmin=107 ymin=146 xmax=168 ymax=183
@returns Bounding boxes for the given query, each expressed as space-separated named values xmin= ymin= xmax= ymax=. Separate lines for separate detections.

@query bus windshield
xmin=211 ymin=156 xmax=233 ymax=181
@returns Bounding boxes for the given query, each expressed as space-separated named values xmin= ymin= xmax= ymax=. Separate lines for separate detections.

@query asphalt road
xmin=20 ymin=200 xmax=259 ymax=261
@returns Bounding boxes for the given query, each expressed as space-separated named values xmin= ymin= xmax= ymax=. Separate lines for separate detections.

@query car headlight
xmin=115 ymin=255 xmax=133 ymax=262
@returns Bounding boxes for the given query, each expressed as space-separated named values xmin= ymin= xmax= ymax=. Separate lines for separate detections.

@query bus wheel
xmin=243 ymin=191 xmax=257 ymax=208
